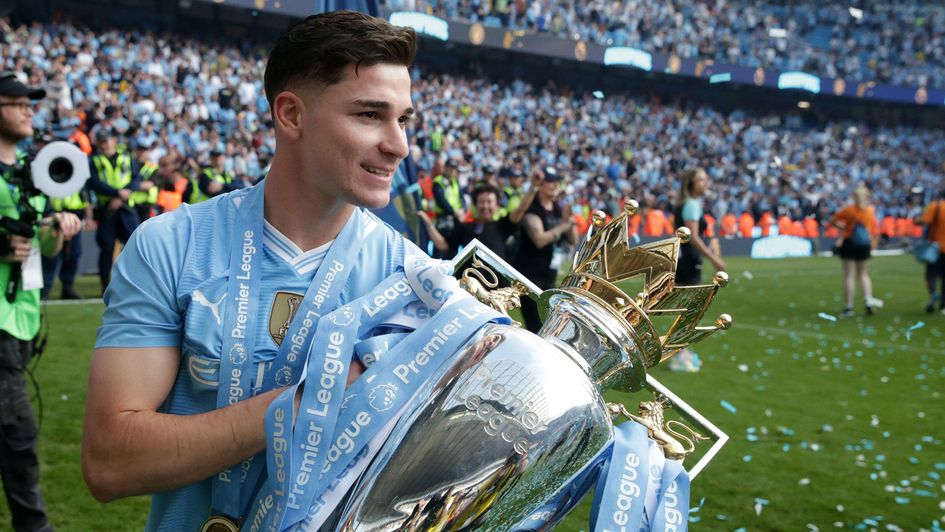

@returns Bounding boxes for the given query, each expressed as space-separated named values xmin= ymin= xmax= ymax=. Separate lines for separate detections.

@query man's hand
xmin=118 ymin=189 xmax=132 ymax=201
xmin=139 ymin=180 xmax=154 ymax=192
xmin=50 ymin=212 xmax=82 ymax=240
xmin=207 ymin=181 xmax=224 ymax=195
xmin=1 ymin=235 xmax=33 ymax=262
xmin=108 ymin=197 xmax=124 ymax=211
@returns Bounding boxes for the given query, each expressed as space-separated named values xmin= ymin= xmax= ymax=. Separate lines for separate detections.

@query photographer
xmin=0 ymin=72 xmax=81 ymax=532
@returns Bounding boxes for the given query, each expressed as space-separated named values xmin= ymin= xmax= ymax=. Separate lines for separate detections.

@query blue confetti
xmin=720 ymin=400 xmax=737 ymax=414
xmin=934 ymin=462 xmax=945 ymax=470
xmin=754 ymin=498 xmax=769 ymax=506
xmin=909 ymin=456 xmax=920 ymax=464
xmin=894 ymin=496 xmax=910 ymax=505
xmin=743 ymin=455 xmax=752 ymax=462
xmin=915 ymin=489 xmax=936 ymax=498
xmin=817 ymin=312 xmax=838 ymax=322
xmin=782 ymin=444 xmax=791 ymax=452
xmin=905 ymin=321 xmax=925 ymax=340
xmin=746 ymin=434 xmax=759 ymax=442
xmin=876 ymin=454 xmax=886 ymax=462
xmin=715 ymin=514 xmax=729 ymax=521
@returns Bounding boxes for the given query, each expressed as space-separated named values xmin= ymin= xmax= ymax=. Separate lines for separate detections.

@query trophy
xmin=334 ymin=201 xmax=731 ymax=531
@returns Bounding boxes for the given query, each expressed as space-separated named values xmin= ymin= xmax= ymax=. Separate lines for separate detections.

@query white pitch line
xmin=734 ymin=322 xmax=945 ymax=356
xmin=42 ymin=298 xmax=104 ymax=306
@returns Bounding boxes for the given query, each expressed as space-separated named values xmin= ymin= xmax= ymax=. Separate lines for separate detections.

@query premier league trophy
xmin=333 ymin=201 xmax=732 ymax=531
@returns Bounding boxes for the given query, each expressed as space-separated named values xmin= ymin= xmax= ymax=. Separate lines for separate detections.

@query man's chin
xmin=358 ymin=193 xmax=392 ymax=211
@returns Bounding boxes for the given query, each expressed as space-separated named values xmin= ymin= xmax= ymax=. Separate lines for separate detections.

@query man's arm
xmin=522 ymin=212 xmax=574 ymax=250
xmin=417 ymin=211 xmax=449 ymax=251
xmin=82 ymin=346 xmax=282 ymax=502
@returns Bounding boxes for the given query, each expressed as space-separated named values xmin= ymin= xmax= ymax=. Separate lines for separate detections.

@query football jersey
xmin=96 ymin=182 xmax=420 ymax=531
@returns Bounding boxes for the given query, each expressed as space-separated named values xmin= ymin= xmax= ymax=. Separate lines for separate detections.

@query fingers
xmin=7 ymin=235 xmax=32 ymax=262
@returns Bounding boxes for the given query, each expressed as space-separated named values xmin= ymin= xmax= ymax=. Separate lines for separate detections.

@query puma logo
xmin=192 ymin=289 xmax=226 ymax=325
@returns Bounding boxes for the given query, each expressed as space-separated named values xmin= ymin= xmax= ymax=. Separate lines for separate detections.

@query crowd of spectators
xmin=392 ymin=0 xmax=945 ymax=89
xmin=3 ymin=16 xmax=944 ymax=235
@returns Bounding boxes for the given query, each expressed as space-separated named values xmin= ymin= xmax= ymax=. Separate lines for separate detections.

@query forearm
xmin=83 ymin=387 xmax=281 ymax=502
xmin=509 ymin=190 xmax=536 ymax=224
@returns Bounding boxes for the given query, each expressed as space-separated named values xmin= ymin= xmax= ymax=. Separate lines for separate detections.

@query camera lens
xmin=48 ymin=157 xmax=74 ymax=183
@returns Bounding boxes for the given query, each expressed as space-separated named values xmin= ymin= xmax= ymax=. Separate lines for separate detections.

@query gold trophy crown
xmin=557 ymin=199 xmax=732 ymax=368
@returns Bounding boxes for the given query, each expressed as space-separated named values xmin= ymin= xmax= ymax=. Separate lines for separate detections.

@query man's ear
xmin=273 ymin=91 xmax=303 ymax=140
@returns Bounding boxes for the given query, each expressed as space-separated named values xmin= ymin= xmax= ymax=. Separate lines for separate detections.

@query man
xmin=513 ymin=166 xmax=577 ymax=331
xmin=0 ymin=71 xmax=81 ymax=532
xmin=129 ymin=141 xmax=158 ymax=221
xmin=152 ymin=154 xmax=193 ymax=214
xmin=193 ymin=148 xmax=239 ymax=203
xmin=86 ymin=128 xmax=142 ymax=294
xmin=418 ymin=183 xmax=527 ymax=262
xmin=83 ymin=12 xmax=419 ymax=531
xmin=430 ymin=158 xmax=465 ymax=256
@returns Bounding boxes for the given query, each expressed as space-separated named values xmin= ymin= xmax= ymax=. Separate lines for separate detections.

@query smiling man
xmin=82 ymin=12 xmax=420 ymax=531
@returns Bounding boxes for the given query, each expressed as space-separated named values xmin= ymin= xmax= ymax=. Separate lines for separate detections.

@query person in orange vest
xmin=154 ymin=154 xmax=194 ymax=214
xmin=758 ymin=211 xmax=774 ymax=237
xmin=895 ymin=216 xmax=912 ymax=238
xmin=879 ymin=215 xmax=896 ymax=240
xmin=777 ymin=212 xmax=794 ymax=236
xmin=720 ymin=212 xmax=737 ymax=238
xmin=703 ymin=212 xmax=717 ymax=238
xmin=803 ymin=216 xmax=820 ymax=238
xmin=642 ymin=195 xmax=673 ymax=237
xmin=737 ymin=211 xmax=755 ymax=238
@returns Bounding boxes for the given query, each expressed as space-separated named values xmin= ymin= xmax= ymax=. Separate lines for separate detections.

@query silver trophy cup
xmin=336 ymin=203 xmax=730 ymax=531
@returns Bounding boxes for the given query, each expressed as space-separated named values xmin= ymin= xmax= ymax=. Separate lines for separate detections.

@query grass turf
xmin=1 ymin=254 xmax=942 ymax=530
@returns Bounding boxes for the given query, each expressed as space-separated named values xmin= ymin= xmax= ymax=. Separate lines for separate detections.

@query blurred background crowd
xmin=394 ymin=0 xmax=945 ymax=88
xmin=2 ymin=7 xmax=944 ymax=242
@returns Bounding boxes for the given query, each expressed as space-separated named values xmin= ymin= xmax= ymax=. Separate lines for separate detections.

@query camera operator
xmin=0 ymin=71 xmax=81 ymax=532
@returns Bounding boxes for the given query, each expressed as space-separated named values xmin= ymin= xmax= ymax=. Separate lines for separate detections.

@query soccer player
xmin=82 ymin=12 xmax=419 ymax=531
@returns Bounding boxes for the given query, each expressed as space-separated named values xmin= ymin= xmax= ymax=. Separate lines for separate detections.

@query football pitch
xmin=1 ymin=254 xmax=942 ymax=530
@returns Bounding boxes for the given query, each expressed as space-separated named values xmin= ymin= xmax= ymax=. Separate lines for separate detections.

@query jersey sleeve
xmin=95 ymin=212 xmax=190 ymax=348
xmin=681 ymin=199 xmax=703 ymax=222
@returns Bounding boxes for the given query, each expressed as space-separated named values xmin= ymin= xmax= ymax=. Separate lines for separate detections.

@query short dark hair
xmin=264 ymin=11 xmax=417 ymax=112
xmin=473 ymin=184 xmax=500 ymax=203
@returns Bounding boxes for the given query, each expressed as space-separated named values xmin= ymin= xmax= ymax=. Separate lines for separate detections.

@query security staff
xmin=154 ymin=154 xmax=194 ymax=214
xmin=129 ymin=141 xmax=158 ymax=221
xmin=87 ymin=128 xmax=142 ymax=294
xmin=0 ymin=71 xmax=81 ymax=532
xmin=193 ymin=149 xmax=240 ymax=203
xmin=431 ymin=158 xmax=466 ymax=257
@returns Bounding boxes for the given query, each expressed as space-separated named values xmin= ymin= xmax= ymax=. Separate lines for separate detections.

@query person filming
xmin=0 ymin=71 xmax=81 ymax=532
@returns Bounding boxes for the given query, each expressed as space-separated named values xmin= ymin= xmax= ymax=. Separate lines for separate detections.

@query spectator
xmin=830 ymin=185 xmax=882 ymax=318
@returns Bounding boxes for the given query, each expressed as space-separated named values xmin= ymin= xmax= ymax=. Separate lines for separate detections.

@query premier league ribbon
xmin=246 ymin=255 xmax=508 ymax=532
xmin=211 ymin=183 xmax=370 ymax=524
xmin=590 ymin=421 xmax=691 ymax=532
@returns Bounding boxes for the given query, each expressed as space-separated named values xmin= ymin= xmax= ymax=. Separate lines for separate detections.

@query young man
xmin=82 ymin=12 xmax=418 ymax=531
xmin=0 ymin=71 xmax=81 ymax=532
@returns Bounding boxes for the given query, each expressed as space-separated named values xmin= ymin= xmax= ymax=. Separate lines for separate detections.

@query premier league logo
xmin=331 ymin=306 xmax=355 ymax=327
xmin=228 ymin=343 xmax=248 ymax=365
xmin=273 ymin=365 xmax=293 ymax=387
xmin=369 ymin=383 xmax=398 ymax=412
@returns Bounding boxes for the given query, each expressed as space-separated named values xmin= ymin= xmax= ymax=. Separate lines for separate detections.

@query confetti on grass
xmin=720 ymin=400 xmax=737 ymax=414
xmin=905 ymin=321 xmax=925 ymax=340
xmin=818 ymin=312 xmax=838 ymax=322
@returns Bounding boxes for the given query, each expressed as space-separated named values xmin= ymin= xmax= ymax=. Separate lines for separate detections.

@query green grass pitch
xmin=2 ymin=254 xmax=942 ymax=530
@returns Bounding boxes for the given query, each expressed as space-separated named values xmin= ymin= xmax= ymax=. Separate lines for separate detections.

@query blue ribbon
xmin=245 ymin=257 xmax=507 ymax=531
xmin=591 ymin=422 xmax=651 ymax=532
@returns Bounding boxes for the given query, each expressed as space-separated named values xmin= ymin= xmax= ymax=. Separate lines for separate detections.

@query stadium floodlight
xmin=603 ymin=46 xmax=653 ymax=71
xmin=768 ymin=28 xmax=787 ymax=38
xmin=849 ymin=7 xmax=864 ymax=19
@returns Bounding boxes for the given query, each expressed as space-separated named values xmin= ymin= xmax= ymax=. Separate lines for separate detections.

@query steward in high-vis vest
xmin=86 ymin=128 xmax=143 ymax=294
xmin=193 ymin=149 xmax=241 ymax=203
xmin=430 ymin=159 xmax=466 ymax=258
xmin=154 ymin=154 xmax=194 ymax=214
xmin=129 ymin=141 xmax=159 ymax=221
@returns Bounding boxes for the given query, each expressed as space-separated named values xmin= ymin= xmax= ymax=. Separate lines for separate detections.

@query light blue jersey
xmin=95 ymin=183 xmax=419 ymax=531
xmin=681 ymin=198 xmax=703 ymax=223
